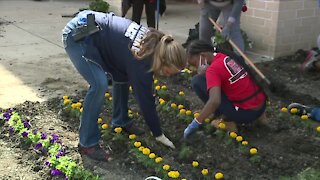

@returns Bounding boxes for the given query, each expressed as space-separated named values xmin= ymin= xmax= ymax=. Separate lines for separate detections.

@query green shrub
xmin=89 ymin=0 xmax=110 ymax=13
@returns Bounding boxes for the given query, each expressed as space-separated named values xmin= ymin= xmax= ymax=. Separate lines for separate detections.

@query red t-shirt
xmin=206 ymin=53 xmax=266 ymax=109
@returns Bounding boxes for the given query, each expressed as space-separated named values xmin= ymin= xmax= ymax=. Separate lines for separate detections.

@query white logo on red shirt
xmin=224 ymin=56 xmax=247 ymax=84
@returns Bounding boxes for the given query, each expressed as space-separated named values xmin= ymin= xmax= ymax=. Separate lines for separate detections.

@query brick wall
xmin=241 ymin=0 xmax=320 ymax=59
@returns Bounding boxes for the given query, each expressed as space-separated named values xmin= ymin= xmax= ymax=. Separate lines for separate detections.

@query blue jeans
xmin=63 ymin=33 xmax=132 ymax=147
xmin=191 ymin=74 xmax=265 ymax=124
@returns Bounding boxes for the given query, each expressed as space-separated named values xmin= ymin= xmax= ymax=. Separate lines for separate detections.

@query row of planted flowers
xmin=0 ymin=108 xmax=99 ymax=180
xmin=280 ymin=107 xmax=320 ymax=134
xmin=61 ymin=74 xmax=261 ymax=179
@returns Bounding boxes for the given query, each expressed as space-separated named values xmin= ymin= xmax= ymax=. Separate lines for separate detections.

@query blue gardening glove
xmin=184 ymin=118 xmax=202 ymax=139
xmin=221 ymin=25 xmax=231 ymax=40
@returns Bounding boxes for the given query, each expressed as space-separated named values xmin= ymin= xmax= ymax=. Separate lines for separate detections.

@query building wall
xmin=241 ymin=0 xmax=320 ymax=59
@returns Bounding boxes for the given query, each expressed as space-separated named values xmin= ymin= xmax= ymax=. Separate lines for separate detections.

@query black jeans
xmin=191 ymin=74 xmax=266 ymax=124
xmin=132 ymin=0 xmax=155 ymax=28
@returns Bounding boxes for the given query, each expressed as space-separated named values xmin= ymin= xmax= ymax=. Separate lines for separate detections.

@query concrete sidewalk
xmin=0 ymin=0 xmax=199 ymax=108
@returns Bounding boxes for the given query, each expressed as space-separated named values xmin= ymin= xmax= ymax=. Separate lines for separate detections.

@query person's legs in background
xmin=220 ymin=5 xmax=245 ymax=53
xmin=144 ymin=0 xmax=155 ymax=28
xmin=132 ymin=0 xmax=144 ymax=25
xmin=121 ymin=0 xmax=132 ymax=17
xmin=199 ymin=3 xmax=221 ymax=43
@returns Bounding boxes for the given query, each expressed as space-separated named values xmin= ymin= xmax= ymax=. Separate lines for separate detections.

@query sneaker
xmin=287 ymin=102 xmax=312 ymax=116
xmin=211 ymin=119 xmax=238 ymax=132
xmin=112 ymin=123 xmax=145 ymax=135
xmin=78 ymin=144 xmax=112 ymax=162
xmin=301 ymin=50 xmax=318 ymax=72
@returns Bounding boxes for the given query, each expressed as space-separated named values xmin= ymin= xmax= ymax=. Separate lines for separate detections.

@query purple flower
xmin=21 ymin=131 xmax=28 ymax=137
xmin=32 ymin=129 xmax=38 ymax=135
xmin=34 ymin=143 xmax=42 ymax=150
xmin=55 ymin=149 xmax=64 ymax=158
xmin=23 ymin=120 xmax=31 ymax=129
xmin=50 ymin=133 xmax=59 ymax=144
xmin=44 ymin=160 xmax=50 ymax=167
xmin=9 ymin=126 xmax=14 ymax=135
xmin=64 ymin=177 xmax=69 ymax=180
xmin=3 ymin=112 xmax=11 ymax=121
xmin=41 ymin=133 xmax=47 ymax=139
xmin=51 ymin=169 xmax=62 ymax=176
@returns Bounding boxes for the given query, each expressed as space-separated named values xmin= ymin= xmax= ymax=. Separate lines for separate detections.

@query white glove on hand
xmin=155 ymin=134 xmax=176 ymax=149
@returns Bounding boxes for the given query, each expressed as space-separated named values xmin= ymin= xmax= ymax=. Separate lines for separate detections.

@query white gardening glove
xmin=155 ymin=134 xmax=176 ymax=149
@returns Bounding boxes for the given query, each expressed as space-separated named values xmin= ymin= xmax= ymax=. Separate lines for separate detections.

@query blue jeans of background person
xmin=199 ymin=3 xmax=245 ymax=52
xmin=191 ymin=74 xmax=265 ymax=124
xmin=311 ymin=107 xmax=320 ymax=122
xmin=63 ymin=32 xmax=132 ymax=147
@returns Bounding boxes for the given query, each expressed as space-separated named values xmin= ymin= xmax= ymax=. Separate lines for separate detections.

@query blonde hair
xmin=133 ymin=28 xmax=187 ymax=76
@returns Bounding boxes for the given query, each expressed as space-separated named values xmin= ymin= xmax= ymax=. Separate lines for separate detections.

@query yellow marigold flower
xmin=105 ymin=92 xmax=110 ymax=98
xmin=76 ymin=102 xmax=82 ymax=108
xmin=129 ymin=134 xmax=136 ymax=140
xmin=161 ymin=85 xmax=167 ymax=90
xmin=168 ymin=171 xmax=180 ymax=178
xmin=178 ymin=104 xmax=184 ymax=109
xmin=163 ymin=164 xmax=170 ymax=171
xmin=218 ymin=122 xmax=226 ymax=129
xmin=280 ymin=107 xmax=288 ymax=113
xmin=236 ymin=136 xmax=243 ymax=142
xmin=154 ymin=79 xmax=158 ymax=84
xmin=80 ymin=107 xmax=83 ymax=113
xmin=290 ymin=108 xmax=298 ymax=114
xmin=182 ymin=179 xmax=187 ymax=180
xmin=129 ymin=86 xmax=133 ymax=92
xmin=97 ymin=118 xmax=103 ymax=124
xmin=134 ymin=141 xmax=141 ymax=148
xmin=114 ymin=127 xmax=122 ymax=134
xmin=179 ymin=91 xmax=185 ymax=96
xmin=142 ymin=148 xmax=151 ymax=155
xmin=180 ymin=109 xmax=186 ymax=115
xmin=160 ymin=100 xmax=166 ymax=105
xmin=192 ymin=161 xmax=199 ymax=167
xmin=62 ymin=95 xmax=69 ymax=100
xmin=128 ymin=113 xmax=133 ymax=118
xmin=128 ymin=110 xmax=132 ymax=114
xmin=109 ymin=97 xmax=112 ymax=101
xmin=63 ymin=99 xmax=71 ymax=105
xmin=155 ymin=157 xmax=163 ymax=163
xmin=186 ymin=110 xmax=192 ymax=116
xmin=101 ymin=123 xmax=108 ymax=129
xmin=149 ymin=153 xmax=156 ymax=159
xmin=229 ymin=132 xmax=237 ymax=138
xmin=215 ymin=172 xmax=224 ymax=179
xmin=317 ymin=126 xmax=320 ymax=133
xmin=138 ymin=146 xmax=144 ymax=151
xmin=194 ymin=112 xmax=200 ymax=118
xmin=201 ymin=169 xmax=209 ymax=176
xmin=155 ymin=85 xmax=161 ymax=91
xmin=205 ymin=118 xmax=211 ymax=123
xmin=159 ymin=98 xmax=165 ymax=102
xmin=242 ymin=141 xmax=249 ymax=145
xmin=301 ymin=115 xmax=308 ymax=121
xmin=250 ymin=148 xmax=258 ymax=155
xmin=71 ymin=103 xmax=77 ymax=109
xmin=171 ymin=103 xmax=177 ymax=109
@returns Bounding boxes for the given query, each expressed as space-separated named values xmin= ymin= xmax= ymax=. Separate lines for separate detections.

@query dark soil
xmin=1 ymin=50 xmax=320 ymax=180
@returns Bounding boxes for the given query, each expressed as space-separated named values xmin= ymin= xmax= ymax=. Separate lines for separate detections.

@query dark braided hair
xmin=187 ymin=40 xmax=267 ymax=99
